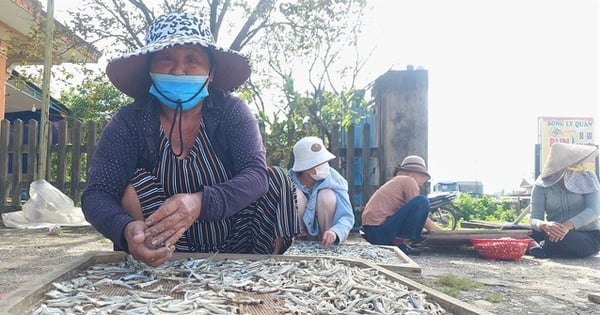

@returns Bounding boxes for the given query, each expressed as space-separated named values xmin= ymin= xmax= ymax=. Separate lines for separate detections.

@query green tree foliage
xmin=454 ymin=194 xmax=519 ymax=223
xmin=6 ymin=0 xmax=376 ymax=205
xmin=12 ymin=0 xmax=374 ymax=171
xmin=48 ymin=73 xmax=129 ymax=189
xmin=61 ymin=0 xmax=372 ymax=165
xmin=248 ymin=0 xmax=373 ymax=167
xmin=59 ymin=73 xmax=130 ymax=124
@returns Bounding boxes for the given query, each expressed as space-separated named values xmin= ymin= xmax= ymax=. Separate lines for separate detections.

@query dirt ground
xmin=1 ymin=221 xmax=600 ymax=315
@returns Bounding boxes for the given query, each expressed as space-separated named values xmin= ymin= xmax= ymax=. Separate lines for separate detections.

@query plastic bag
xmin=20 ymin=179 xmax=88 ymax=225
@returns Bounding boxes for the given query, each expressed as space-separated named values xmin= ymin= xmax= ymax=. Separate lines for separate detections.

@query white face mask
xmin=311 ymin=163 xmax=330 ymax=181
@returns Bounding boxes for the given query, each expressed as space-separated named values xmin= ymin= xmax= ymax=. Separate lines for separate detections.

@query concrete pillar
xmin=372 ymin=66 xmax=428 ymax=186
xmin=0 ymin=40 xmax=7 ymax=120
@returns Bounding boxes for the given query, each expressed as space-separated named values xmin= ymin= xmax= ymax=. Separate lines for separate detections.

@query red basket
xmin=471 ymin=238 xmax=531 ymax=260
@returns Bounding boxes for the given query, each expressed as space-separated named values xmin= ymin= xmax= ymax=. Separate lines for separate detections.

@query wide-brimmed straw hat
xmin=292 ymin=137 xmax=336 ymax=172
xmin=397 ymin=155 xmax=431 ymax=179
xmin=536 ymin=143 xmax=598 ymax=187
xmin=106 ymin=12 xmax=251 ymax=98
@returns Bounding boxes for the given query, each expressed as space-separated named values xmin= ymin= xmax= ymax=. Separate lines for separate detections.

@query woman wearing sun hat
xmin=288 ymin=136 xmax=355 ymax=249
xmin=82 ymin=12 xmax=298 ymax=267
xmin=527 ymin=143 xmax=600 ymax=258
xmin=361 ymin=155 xmax=442 ymax=255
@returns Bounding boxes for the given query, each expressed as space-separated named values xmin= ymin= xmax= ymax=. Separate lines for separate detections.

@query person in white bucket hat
xmin=361 ymin=155 xmax=442 ymax=256
xmin=82 ymin=12 xmax=299 ymax=267
xmin=288 ymin=136 xmax=355 ymax=249
xmin=527 ymin=143 xmax=600 ymax=259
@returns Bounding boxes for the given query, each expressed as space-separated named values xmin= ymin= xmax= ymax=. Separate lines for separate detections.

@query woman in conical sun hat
xmin=527 ymin=143 xmax=600 ymax=259
xmin=82 ymin=12 xmax=298 ymax=267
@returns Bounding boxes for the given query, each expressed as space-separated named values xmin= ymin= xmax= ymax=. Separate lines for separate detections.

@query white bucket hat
xmin=106 ymin=12 xmax=251 ymax=98
xmin=536 ymin=143 xmax=598 ymax=187
xmin=292 ymin=137 xmax=336 ymax=172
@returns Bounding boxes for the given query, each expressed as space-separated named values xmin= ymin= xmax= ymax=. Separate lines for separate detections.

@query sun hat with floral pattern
xmin=106 ymin=12 xmax=251 ymax=98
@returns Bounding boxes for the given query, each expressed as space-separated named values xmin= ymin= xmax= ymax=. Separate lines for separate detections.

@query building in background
xmin=5 ymin=70 xmax=70 ymax=122
xmin=0 ymin=0 xmax=100 ymax=119
xmin=433 ymin=180 xmax=484 ymax=198
xmin=536 ymin=116 xmax=596 ymax=177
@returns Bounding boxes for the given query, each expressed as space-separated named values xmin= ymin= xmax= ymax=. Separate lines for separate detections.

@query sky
xmin=356 ymin=0 xmax=599 ymax=194
xmin=50 ymin=0 xmax=599 ymax=194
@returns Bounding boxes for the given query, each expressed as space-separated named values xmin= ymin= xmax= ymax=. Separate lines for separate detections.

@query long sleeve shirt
xmin=82 ymin=90 xmax=268 ymax=250
xmin=289 ymin=168 xmax=355 ymax=243
xmin=361 ymin=175 xmax=421 ymax=226
xmin=530 ymin=184 xmax=600 ymax=232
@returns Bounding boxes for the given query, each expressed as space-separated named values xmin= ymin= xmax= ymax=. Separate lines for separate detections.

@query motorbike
xmin=428 ymin=191 xmax=462 ymax=230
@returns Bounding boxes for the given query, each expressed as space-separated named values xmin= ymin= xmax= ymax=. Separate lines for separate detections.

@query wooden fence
xmin=0 ymin=119 xmax=379 ymax=214
xmin=0 ymin=119 xmax=99 ymax=213
xmin=331 ymin=124 xmax=379 ymax=213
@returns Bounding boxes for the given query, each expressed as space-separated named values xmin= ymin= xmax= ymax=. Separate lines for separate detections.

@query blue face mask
xmin=149 ymin=73 xmax=209 ymax=110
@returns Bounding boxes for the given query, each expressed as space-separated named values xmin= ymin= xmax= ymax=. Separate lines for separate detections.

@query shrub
xmin=454 ymin=194 xmax=519 ymax=222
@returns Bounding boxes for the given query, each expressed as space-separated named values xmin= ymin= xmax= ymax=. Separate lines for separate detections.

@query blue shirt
xmin=530 ymin=183 xmax=600 ymax=231
xmin=288 ymin=168 xmax=355 ymax=243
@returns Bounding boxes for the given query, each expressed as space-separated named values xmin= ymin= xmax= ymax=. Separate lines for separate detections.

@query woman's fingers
xmin=143 ymin=193 xmax=202 ymax=249
xmin=547 ymin=228 xmax=568 ymax=242
xmin=143 ymin=246 xmax=175 ymax=267
xmin=165 ymin=227 xmax=187 ymax=247
xmin=146 ymin=210 xmax=189 ymax=245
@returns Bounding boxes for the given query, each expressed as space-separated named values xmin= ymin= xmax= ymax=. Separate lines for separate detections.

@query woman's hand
xmin=541 ymin=221 xmax=570 ymax=243
xmin=124 ymin=220 xmax=174 ymax=267
xmin=321 ymin=230 xmax=337 ymax=249
xmin=424 ymin=217 xmax=443 ymax=232
xmin=144 ymin=192 xmax=203 ymax=249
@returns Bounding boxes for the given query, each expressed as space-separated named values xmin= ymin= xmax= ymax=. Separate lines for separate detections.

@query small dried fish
xmin=31 ymin=254 xmax=447 ymax=315
xmin=285 ymin=240 xmax=402 ymax=265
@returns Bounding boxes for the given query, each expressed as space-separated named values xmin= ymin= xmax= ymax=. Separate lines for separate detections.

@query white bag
xmin=5 ymin=179 xmax=89 ymax=227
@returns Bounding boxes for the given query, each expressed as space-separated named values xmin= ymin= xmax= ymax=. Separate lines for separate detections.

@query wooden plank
xmin=0 ymin=251 xmax=492 ymax=315
xmin=361 ymin=124 xmax=370 ymax=202
xmin=26 ymin=119 xmax=38 ymax=185
xmin=0 ymin=251 xmax=125 ymax=315
xmin=86 ymin=121 xmax=97 ymax=179
xmin=0 ymin=120 xmax=9 ymax=208
xmin=589 ymin=292 xmax=600 ymax=304
xmin=377 ymin=245 xmax=421 ymax=275
xmin=43 ymin=122 xmax=52 ymax=180
xmin=55 ymin=120 xmax=68 ymax=191
xmin=461 ymin=220 xmax=505 ymax=229
xmin=346 ymin=124 xmax=355 ymax=206
xmin=71 ymin=120 xmax=83 ymax=204
xmin=422 ymin=229 xmax=532 ymax=246
xmin=428 ymin=229 xmax=532 ymax=236
xmin=461 ymin=220 xmax=533 ymax=230
xmin=11 ymin=120 xmax=23 ymax=207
